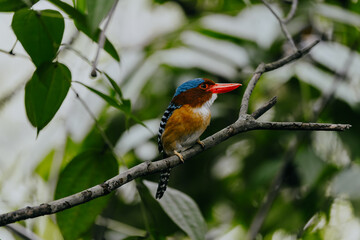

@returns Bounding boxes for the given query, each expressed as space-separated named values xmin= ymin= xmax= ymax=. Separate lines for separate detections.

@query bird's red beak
xmin=207 ymin=83 xmax=242 ymax=94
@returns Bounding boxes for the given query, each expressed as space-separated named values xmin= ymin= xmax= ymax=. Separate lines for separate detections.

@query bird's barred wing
xmin=156 ymin=103 xmax=180 ymax=199
xmin=157 ymin=103 xmax=181 ymax=153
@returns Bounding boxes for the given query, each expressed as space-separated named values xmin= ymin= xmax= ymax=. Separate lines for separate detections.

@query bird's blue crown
xmin=173 ymin=78 xmax=204 ymax=97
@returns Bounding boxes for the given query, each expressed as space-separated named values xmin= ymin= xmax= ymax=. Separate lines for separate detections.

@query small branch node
xmin=90 ymin=69 xmax=97 ymax=78
xmin=255 ymin=63 xmax=266 ymax=73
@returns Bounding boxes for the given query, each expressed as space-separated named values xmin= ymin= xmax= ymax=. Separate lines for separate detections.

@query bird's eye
xmin=200 ymin=83 xmax=207 ymax=89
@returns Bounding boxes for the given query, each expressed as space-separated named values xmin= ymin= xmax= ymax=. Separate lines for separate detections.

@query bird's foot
xmin=174 ymin=150 xmax=184 ymax=163
xmin=197 ymin=139 xmax=205 ymax=149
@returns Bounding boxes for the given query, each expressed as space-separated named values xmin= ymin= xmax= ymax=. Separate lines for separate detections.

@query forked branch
xmin=0 ymin=37 xmax=349 ymax=227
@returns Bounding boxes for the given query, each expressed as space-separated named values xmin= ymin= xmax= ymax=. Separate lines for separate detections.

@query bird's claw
xmin=174 ymin=150 xmax=184 ymax=163
xmin=197 ymin=139 xmax=205 ymax=148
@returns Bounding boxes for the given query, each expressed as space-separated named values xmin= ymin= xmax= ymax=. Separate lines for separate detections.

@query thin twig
xmin=9 ymin=39 xmax=18 ymax=55
xmin=262 ymin=0 xmax=297 ymax=51
xmin=56 ymin=30 xmax=80 ymax=60
xmin=264 ymin=40 xmax=319 ymax=72
xmin=5 ymin=223 xmax=41 ymax=240
xmin=90 ymin=0 xmax=119 ymax=77
xmin=0 ymin=49 xmax=14 ymax=56
xmin=0 ymin=81 xmax=26 ymax=112
xmin=62 ymin=44 xmax=102 ymax=73
xmin=71 ymin=87 xmax=114 ymax=150
xmin=239 ymin=40 xmax=319 ymax=117
xmin=247 ymin=137 xmax=299 ymax=240
xmin=71 ymin=86 xmax=125 ymax=167
xmin=251 ymin=96 xmax=277 ymax=119
xmin=312 ymin=51 xmax=356 ymax=120
xmin=0 ymin=48 xmax=30 ymax=59
xmin=239 ymin=64 xmax=265 ymax=117
xmin=283 ymin=0 xmax=298 ymax=23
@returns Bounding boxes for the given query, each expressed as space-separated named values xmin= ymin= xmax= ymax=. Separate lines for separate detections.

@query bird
xmin=156 ymin=78 xmax=241 ymax=199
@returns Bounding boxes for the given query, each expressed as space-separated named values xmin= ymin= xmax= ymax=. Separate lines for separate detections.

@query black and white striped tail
xmin=156 ymin=167 xmax=171 ymax=199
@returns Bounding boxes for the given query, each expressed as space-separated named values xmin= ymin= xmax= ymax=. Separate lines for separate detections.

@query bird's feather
xmin=161 ymin=104 xmax=211 ymax=155
xmin=158 ymin=103 xmax=181 ymax=153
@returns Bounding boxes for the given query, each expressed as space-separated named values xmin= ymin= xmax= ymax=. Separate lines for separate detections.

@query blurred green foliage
xmin=1 ymin=0 xmax=360 ymax=239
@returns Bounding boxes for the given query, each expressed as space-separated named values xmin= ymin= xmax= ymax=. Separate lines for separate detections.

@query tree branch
xmin=262 ymin=0 xmax=297 ymax=51
xmin=239 ymin=64 xmax=265 ymax=116
xmin=0 ymin=118 xmax=350 ymax=226
xmin=251 ymin=96 xmax=277 ymax=119
xmin=5 ymin=223 xmax=41 ymax=240
xmin=263 ymin=39 xmax=319 ymax=72
xmin=0 ymin=35 xmax=340 ymax=227
xmin=254 ymin=121 xmax=351 ymax=131
xmin=239 ymin=39 xmax=319 ymax=117
xmin=283 ymin=0 xmax=298 ymax=24
xmin=247 ymin=41 xmax=357 ymax=240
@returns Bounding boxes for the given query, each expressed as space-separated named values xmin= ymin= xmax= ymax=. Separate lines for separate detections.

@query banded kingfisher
xmin=156 ymin=78 xmax=241 ymax=199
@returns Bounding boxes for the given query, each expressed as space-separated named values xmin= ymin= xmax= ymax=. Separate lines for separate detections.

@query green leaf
xmin=61 ymin=136 xmax=82 ymax=171
xmin=144 ymin=180 xmax=207 ymax=240
xmin=103 ymin=73 xmax=135 ymax=119
xmin=88 ymin=28 xmax=120 ymax=62
xmin=0 ymin=0 xmax=38 ymax=12
xmin=294 ymin=147 xmax=325 ymax=188
xmin=55 ymin=150 xmax=118 ymax=240
xmin=75 ymin=0 xmax=86 ymax=13
xmin=76 ymin=82 xmax=132 ymax=114
xmin=86 ymin=0 xmax=116 ymax=34
xmin=104 ymin=73 xmax=124 ymax=100
xmin=35 ymin=150 xmax=55 ymax=181
xmin=75 ymin=81 xmax=129 ymax=112
xmin=25 ymin=62 xmax=71 ymax=133
xmin=76 ymin=81 xmax=149 ymax=131
xmin=48 ymin=0 xmax=120 ymax=62
xmin=122 ymin=99 xmax=131 ymax=114
xmin=48 ymin=0 xmax=86 ymax=24
xmin=12 ymin=9 xmax=64 ymax=67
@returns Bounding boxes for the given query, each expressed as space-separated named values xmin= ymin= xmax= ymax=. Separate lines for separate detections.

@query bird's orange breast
xmin=161 ymin=105 xmax=211 ymax=155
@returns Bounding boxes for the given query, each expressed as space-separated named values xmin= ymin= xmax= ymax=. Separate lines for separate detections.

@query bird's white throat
xmin=193 ymin=94 xmax=217 ymax=119
xmin=205 ymin=94 xmax=217 ymax=108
